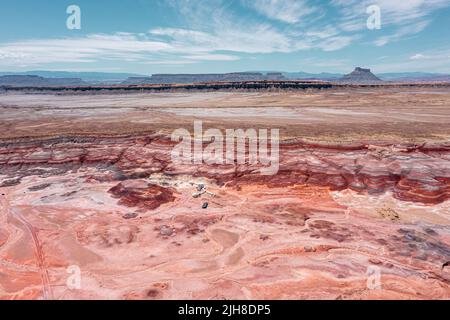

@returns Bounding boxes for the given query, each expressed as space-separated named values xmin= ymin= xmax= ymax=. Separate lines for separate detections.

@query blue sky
xmin=0 ymin=0 xmax=450 ymax=74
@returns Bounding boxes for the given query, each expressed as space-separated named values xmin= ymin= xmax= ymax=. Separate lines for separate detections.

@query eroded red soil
xmin=0 ymin=89 xmax=449 ymax=299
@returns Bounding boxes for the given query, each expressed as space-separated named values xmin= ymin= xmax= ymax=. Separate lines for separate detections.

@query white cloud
xmin=144 ymin=59 xmax=197 ymax=65
xmin=333 ymin=0 xmax=449 ymax=45
xmin=370 ymin=0 xmax=448 ymax=25
xmin=318 ymin=35 xmax=356 ymax=51
xmin=374 ymin=48 xmax=450 ymax=72
xmin=374 ymin=20 xmax=430 ymax=46
xmin=0 ymin=34 xmax=171 ymax=66
xmin=0 ymin=32 xmax=245 ymax=67
xmin=2 ymin=0 xmax=448 ymax=69
xmin=333 ymin=0 xmax=449 ymax=25
xmin=410 ymin=53 xmax=427 ymax=60
xmin=243 ymin=0 xmax=317 ymax=24
xmin=150 ymin=26 xmax=294 ymax=54
xmin=183 ymin=54 xmax=240 ymax=61
xmin=0 ymin=3 xmax=364 ymax=68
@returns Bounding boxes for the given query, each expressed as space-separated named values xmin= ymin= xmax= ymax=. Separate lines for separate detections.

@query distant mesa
xmin=338 ymin=67 xmax=383 ymax=84
xmin=122 ymin=72 xmax=286 ymax=85
xmin=2 ymin=69 xmax=450 ymax=88
xmin=122 ymin=69 xmax=385 ymax=85
xmin=0 ymin=75 xmax=85 ymax=87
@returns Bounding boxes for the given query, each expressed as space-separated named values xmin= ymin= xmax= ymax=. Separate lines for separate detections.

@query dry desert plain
xmin=0 ymin=87 xmax=449 ymax=299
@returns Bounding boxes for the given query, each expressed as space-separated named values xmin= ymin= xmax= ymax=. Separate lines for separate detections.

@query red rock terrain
xmin=1 ymin=136 xmax=448 ymax=204
xmin=0 ymin=89 xmax=449 ymax=299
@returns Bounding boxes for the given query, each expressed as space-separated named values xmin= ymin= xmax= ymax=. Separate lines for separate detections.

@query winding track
xmin=0 ymin=195 xmax=54 ymax=300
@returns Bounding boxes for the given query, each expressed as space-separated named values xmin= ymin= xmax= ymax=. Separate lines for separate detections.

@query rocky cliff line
xmin=2 ymin=81 xmax=450 ymax=93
